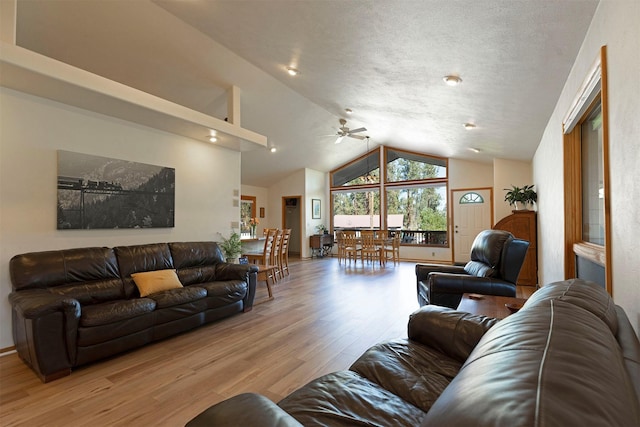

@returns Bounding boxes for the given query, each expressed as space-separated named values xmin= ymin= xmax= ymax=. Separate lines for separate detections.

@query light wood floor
xmin=0 ymin=257 xmax=534 ymax=426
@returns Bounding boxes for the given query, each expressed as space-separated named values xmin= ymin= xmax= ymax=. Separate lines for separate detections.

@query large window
xmin=330 ymin=146 xmax=448 ymax=246
xmin=333 ymin=189 xmax=380 ymax=229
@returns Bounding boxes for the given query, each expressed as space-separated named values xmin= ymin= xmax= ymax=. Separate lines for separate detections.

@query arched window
xmin=459 ymin=192 xmax=484 ymax=204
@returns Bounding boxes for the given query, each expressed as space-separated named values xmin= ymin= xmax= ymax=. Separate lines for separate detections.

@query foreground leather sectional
xmin=9 ymin=241 xmax=258 ymax=382
xmin=187 ymin=279 xmax=640 ymax=426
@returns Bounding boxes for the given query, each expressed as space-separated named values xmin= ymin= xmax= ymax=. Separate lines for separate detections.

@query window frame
xmin=562 ymin=46 xmax=611 ymax=294
xmin=330 ymin=146 xmax=449 ymax=247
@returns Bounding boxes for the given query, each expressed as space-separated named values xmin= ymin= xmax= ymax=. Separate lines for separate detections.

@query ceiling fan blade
xmin=348 ymin=134 xmax=366 ymax=140
xmin=334 ymin=136 xmax=345 ymax=144
xmin=348 ymin=127 xmax=367 ymax=134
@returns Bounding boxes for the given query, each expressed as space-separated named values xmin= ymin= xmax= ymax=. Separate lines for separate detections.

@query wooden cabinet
xmin=494 ymin=210 xmax=537 ymax=286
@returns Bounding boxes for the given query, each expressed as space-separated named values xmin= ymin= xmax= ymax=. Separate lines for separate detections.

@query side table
xmin=310 ymin=234 xmax=334 ymax=258
xmin=456 ymin=293 xmax=527 ymax=319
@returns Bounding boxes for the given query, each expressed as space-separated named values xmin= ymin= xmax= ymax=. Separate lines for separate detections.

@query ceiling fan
xmin=333 ymin=118 xmax=367 ymax=144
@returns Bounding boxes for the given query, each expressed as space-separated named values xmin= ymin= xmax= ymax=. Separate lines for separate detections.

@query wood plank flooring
xmin=0 ymin=257 xmax=533 ymax=426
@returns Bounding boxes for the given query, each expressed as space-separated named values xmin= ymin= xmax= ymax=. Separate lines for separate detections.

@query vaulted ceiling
xmin=14 ymin=0 xmax=599 ymax=187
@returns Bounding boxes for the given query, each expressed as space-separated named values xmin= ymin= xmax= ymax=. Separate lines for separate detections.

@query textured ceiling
xmin=15 ymin=0 xmax=599 ymax=187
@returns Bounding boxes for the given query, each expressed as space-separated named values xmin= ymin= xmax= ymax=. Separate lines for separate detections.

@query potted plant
xmin=521 ymin=184 xmax=537 ymax=209
xmin=315 ymin=224 xmax=328 ymax=234
xmin=220 ymin=229 xmax=243 ymax=263
xmin=504 ymin=185 xmax=537 ymax=210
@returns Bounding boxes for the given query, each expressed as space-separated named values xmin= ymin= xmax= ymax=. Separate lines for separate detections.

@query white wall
xmin=493 ymin=158 xmax=533 ymax=223
xmin=305 ymin=168 xmax=328 ymax=237
xmin=0 ymin=88 xmax=240 ymax=349
xmin=267 ymin=169 xmax=306 ymax=256
xmin=533 ymin=0 xmax=640 ymax=331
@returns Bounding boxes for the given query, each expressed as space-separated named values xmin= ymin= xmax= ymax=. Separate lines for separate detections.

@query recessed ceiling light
xmin=345 ymin=108 xmax=353 ymax=114
xmin=443 ymin=75 xmax=462 ymax=86
xmin=286 ymin=66 xmax=299 ymax=76
xmin=270 ymin=147 xmax=277 ymax=153
xmin=463 ymin=123 xmax=476 ymax=130
xmin=468 ymin=147 xmax=481 ymax=153
xmin=209 ymin=136 xmax=218 ymax=142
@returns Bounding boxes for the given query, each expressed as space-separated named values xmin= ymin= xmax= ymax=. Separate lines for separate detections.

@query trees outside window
xmin=330 ymin=146 xmax=448 ymax=246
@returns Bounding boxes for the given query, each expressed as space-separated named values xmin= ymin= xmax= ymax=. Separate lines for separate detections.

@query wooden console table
xmin=310 ymin=234 xmax=334 ymax=258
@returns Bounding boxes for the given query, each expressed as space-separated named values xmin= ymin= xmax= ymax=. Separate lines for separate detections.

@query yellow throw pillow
xmin=131 ymin=269 xmax=183 ymax=297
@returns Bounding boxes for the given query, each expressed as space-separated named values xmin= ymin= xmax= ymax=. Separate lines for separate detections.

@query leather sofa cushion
xmin=169 ymin=242 xmax=225 ymax=269
xmin=77 ymin=312 xmax=155 ymax=347
xmin=10 ymin=247 xmax=120 ymax=291
xmin=350 ymin=339 xmax=461 ymax=412
xmin=148 ymin=286 xmax=207 ymax=309
xmin=421 ymin=300 xmax=640 ymax=426
xmin=80 ymin=298 xmax=156 ymax=327
xmin=51 ymin=278 xmax=124 ymax=305
xmin=278 ymin=370 xmax=424 ymax=427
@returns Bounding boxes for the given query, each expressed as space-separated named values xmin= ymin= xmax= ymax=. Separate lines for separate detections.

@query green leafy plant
xmin=521 ymin=185 xmax=537 ymax=205
xmin=315 ymin=224 xmax=328 ymax=234
xmin=504 ymin=185 xmax=537 ymax=208
xmin=219 ymin=229 xmax=242 ymax=260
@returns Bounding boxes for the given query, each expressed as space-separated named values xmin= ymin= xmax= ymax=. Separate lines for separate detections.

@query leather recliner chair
xmin=416 ymin=229 xmax=530 ymax=309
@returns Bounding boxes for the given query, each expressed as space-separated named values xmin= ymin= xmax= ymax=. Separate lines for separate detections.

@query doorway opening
xmin=283 ymin=196 xmax=302 ymax=255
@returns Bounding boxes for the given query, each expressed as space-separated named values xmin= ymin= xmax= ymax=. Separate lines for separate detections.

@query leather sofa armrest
xmin=428 ymin=273 xmax=517 ymax=307
xmin=408 ymin=305 xmax=498 ymax=363
xmin=186 ymin=393 xmax=303 ymax=427
xmin=9 ymin=290 xmax=81 ymax=382
xmin=214 ymin=263 xmax=259 ymax=312
xmin=415 ymin=263 xmax=465 ymax=282
xmin=9 ymin=289 xmax=81 ymax=319
xmin=214 ymin=263 xmax=259 ymax=281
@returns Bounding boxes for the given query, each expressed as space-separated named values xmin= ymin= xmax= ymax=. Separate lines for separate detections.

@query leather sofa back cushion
xmin=468 ymin=230 xmax=511 ymax=268
xmin=169 ymin=242 xmax=225 ymax=269
xmin=131 ymin=269 xmax=183 ymax=297
xmin=10 ymin=247 xmax=120 ymax=291
xmin=115 ymin=243 xmax=174 ymax=298
xmin=421 ymin=300 xmax=640 ymax=426
xmin=523 ymin=278 xmax=618 ymax=335
xmin=50 ymin=278 xmax=125 ymax=305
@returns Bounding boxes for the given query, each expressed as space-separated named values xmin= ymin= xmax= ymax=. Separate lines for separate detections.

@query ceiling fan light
xmin=208 ymin=136 xmax=218 ymax=142
xmin=286 ymin=66 xmax=299 ymax=76
xmin=443 ymin=75 xmax=462 ymax=86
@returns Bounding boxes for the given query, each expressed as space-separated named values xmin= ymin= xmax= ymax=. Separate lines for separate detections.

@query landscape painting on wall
xmin=57 ymin=151 xmax=175 ymax=229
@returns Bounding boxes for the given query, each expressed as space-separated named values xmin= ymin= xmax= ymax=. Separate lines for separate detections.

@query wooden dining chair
xmin=279 ymin=228 xmax=292 ymax=277
xmin=342 ymin=232 xmax=361 ymax=264
xmin=360 ymin=231 xmax=383 ymax=266
xmin=383 ymin=232 xmax=401 ymax=265
xmin=243 ymin=229 xmax=276 ymax=266
xmin=271 ymin=229 xmax=283 ymax=282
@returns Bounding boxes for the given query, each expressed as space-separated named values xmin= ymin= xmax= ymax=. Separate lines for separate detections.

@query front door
xmin=452 ymin=188 xmax=492 ymax=264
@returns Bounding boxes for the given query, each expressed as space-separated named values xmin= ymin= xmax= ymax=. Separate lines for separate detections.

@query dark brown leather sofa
xmin=9 ymin=241 xmax=258 ymax=382
xmin=416 ymin=229 xmax=530 ymax=308
xmin=186 ymin=279 xmax=640 ymax=426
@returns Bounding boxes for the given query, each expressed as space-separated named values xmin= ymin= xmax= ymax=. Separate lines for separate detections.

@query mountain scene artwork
xmin=57 ymin=151 xmax=175 ymax=229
